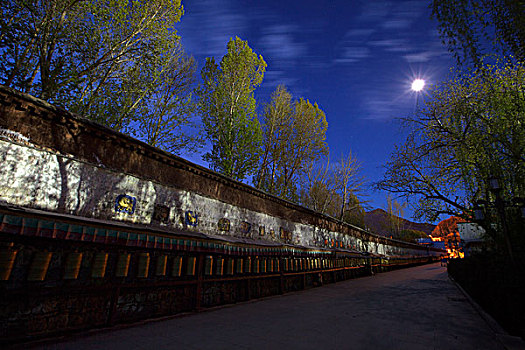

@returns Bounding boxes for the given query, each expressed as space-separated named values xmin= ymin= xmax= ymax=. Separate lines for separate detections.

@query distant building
xmin=457 ymin=222 xmax=485 ymax=240
xmin=416 ymin=237 xmax=446 ymax=250
xmin=457 ymin=222 xmax=485 ymax=257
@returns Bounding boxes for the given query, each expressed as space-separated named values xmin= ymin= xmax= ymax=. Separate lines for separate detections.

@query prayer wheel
xmin=64 ymin=252 xmax=82 ymax=279
xmin=0 ymin=246 xmax=17 ymax=280
xmin=204 ymin=255 xmax=213 ymax=276
xmin=116 ymin=253 xmax=131 ymax=277
xmin=137 ymin=253 xmax=150 ymax=278
xmin=186 ymin=256 xmax=196 ymax=276
xmin=91 ymin=252 xmax=108 ymax=278
xmin=172 ymin=256 xmax=182 ymax=277
xmin=28 ymin=251 xmax=52 ymax=281
xmin=156 ymin=255 xmax=167 ymax=276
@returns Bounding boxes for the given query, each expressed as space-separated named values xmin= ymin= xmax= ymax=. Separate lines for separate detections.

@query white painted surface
xmin=0 ymin=139 xmax=426 ymax=257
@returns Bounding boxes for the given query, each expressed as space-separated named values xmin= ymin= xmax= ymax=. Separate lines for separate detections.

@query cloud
xmin=334 ymin=27 xmax=376 ymax=64
xmin=335 ymin=46 xmax=371 ymax=64
xmin=403 ymin=52 xmax=434 ymax=63
xmin=369 ymin=39 xmax=410 ymax=52
xmin=380 ymin=1 xmax=428 ymax=30
xmin=176 ymin=0 xmax=249 ymax=58
xmin=357 ymin=1 xmax=391 ymax=22
xmin=257 ymin=24 xmax=309 ymax=90
xmin=260 ymin=25 xmax=307 ymax=62
xmin=335 ymin=0 xmax=430 ymax=64
xmin=402 ymin=44 xmax=450 ymax=63
xmin=344 ymin=29 xmax=376 ymax=39
xmin=360 ymin=98 xmax=398 ymax=120
xmin=263 ymin=70 xmax=299 ymax=89
xmin=382 ymin=19 xmax=412 ymax=29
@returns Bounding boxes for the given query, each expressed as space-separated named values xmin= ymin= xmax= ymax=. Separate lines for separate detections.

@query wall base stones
xmin=0 ymin=207 xmax=438 ymax=345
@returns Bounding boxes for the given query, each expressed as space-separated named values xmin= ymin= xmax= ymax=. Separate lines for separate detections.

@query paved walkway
xmin=30 ymin=263 xmax=509 ymax=350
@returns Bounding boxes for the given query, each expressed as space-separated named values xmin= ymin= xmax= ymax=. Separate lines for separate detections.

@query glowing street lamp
xmin=473 ymin=176 xmax=525 ymax=265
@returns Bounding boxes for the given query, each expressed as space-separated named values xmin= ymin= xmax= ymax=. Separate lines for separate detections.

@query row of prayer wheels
xmin=0 ymin=243 xmax=344 ymax=282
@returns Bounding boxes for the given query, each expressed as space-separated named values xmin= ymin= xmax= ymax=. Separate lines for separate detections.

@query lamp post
xmin=473 ymin=176 xmax=525 ymax=265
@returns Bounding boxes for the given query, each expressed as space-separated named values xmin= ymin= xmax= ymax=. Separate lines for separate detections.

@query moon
xmin=411 ymin=79 xmax=425 ymax=92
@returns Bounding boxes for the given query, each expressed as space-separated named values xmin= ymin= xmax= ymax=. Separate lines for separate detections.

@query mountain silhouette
xmin=364 ymin=208 xmax=435 ymax=237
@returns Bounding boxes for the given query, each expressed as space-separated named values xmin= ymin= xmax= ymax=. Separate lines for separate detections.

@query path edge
xmin=448 ymin=272 xmax=525 ymax=350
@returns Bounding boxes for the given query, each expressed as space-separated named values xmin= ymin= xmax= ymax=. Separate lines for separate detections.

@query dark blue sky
xmin=175 ymin=0 xmax=455 ymax=222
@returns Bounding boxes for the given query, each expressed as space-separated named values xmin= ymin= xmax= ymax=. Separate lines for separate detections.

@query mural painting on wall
xmin=270 ymin=229 xmax=275 ymax=238
xmin=239 ymin=221 xmax=251 ymax=235
xmin=115 ymin=195 xmax=136 ymax=214
xmin=280 ymin=227 xmax=292 ymax=243
xmin=185 ymin=211 xmax=199 ymax=227
xmin=259 ymin=226 xmax=265 ymax=236
xmin=152 ymin=204 xmax=170 ymax=224
xmin=218 ymin=218 xmax=230 ymax=232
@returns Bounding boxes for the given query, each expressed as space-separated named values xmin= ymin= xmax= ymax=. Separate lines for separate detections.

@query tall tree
xmin=340 ymin=193 xmax=366 ymax=228
xmin=299 ymin=153 xmax=366 ymax=227
xmin=333 ymin=151 xmax=365 ymax=221
xmin=197 ymin=37 xmax=266 ymax=181
xmin=375 ymin=61 xmax=525 ymax=230
xmin=386 ymin=194 xmax=407 ymax=237
xmin=256 ymin=85 xmax=329 ymax=200
xmin=256 ymin=85 xmax=294 ymax=191
xmin=0 ymin=0 xmax=200 ymax=152
xmin=432 ymin=0 xmax=525 ymax=65
xmin=130 ymin=45 xmax=202 ymax=155
xmin=299 ymin=156 xmax=336 ymax=213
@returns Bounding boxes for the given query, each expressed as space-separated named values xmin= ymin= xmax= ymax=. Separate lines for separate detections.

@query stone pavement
xmin=28 ymin=263 xmax=517 ymax=350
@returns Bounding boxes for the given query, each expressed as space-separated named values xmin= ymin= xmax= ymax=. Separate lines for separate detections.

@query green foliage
xmin=197 ymin=37 xmax=266 ymax=181
xmin=256 ymin=85 xmax=294 ymax=193
xmin=256 ymin=85 xmax=329 ymax=201
xmin=0 ymin=0 xmax=201 ymax=154
xmin=398 ymin=229 xmax=429 ymax=243
xmin=129 ymin=44 xmax=202 ymax=155
xmin=432 ymin=0 xmax=525 ymax=65
xmin=376 ymin=60 xmax=525 ymax=225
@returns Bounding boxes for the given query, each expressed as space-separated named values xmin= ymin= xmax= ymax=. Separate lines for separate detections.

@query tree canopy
xmin=256 ymin=85 xmax=329 ymax=201
xmin=432 ymin=0 xmax=525 ymax=65
xmin=299 ymin=153 xmax=366 ymax=227
xmin=375 ymin=61 xmax=525 ymax=225
xmin=1 ymin=0 xmax=201 ymax=154
xmin=197 ymin=37 xmax=266 ymax=181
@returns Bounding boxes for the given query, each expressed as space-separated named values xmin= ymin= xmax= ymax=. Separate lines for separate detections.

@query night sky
xmin=175 ymin=0 xmax=456 ymax=222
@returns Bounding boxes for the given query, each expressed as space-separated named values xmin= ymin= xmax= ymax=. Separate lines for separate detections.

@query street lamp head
xmin=473 ymin=199 xmax=486 ymax=221
xmin=488 ymin=176 xmax=501 ymax=191
xmin=474 ymin=208 xmax=485 ymax=221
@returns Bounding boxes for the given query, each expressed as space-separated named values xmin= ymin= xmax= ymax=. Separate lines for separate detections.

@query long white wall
xmin=0 ymin=138 xmax=431 ymax=257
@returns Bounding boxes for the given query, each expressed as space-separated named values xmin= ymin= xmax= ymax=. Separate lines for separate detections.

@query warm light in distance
xmin=411 ymin=79 xmax=425 ymax=91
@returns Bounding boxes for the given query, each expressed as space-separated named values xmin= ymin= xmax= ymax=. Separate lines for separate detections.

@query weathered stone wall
xmin=0 ymin=85 xmax=434 ymax=258
xmin=0 ymin=139 xmax=426 ymax=257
